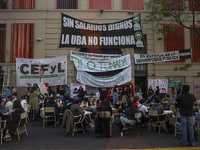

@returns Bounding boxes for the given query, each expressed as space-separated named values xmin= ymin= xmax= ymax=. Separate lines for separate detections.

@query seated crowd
xmin=0 ymin=85 xmax=183 ymax=142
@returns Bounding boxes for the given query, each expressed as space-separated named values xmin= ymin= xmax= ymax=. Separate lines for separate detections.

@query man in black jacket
xmin=176 ymin=85 xmax=196 ymax=147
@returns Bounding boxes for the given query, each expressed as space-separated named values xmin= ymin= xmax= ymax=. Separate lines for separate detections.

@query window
xmin=190 ymin=26 xmax=200 ymax=62
xmin=0 ymin=0 xmax=7 ymax=9
xmin=189 ymin=0 xmax=200 ymax=11
xmin=12 ymin=0 xmax=35 ymax=9
xmin=163 ymin=24 xmax=185 ymax=62
xmin=89 ymin=0 xmax=111 ymax=9
xmin=11 ymin=24 xmax=34 ymax=63
xmin=163 ymin=0 xmax=183 ymax=11
xmin=57 ymin=0 xmax=78 ymax=9
xmin=0 ymin=24 xmax=6 ymax=63
xmin=122 ymin=0 xmax=144 ymax=10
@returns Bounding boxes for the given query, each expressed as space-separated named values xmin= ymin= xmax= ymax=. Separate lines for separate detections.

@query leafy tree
xmin=144 ymin=0 xmax=200 ymax=36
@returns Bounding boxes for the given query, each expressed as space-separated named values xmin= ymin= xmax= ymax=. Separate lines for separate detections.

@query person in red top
xmin=133 ymin=96 xmax=139 ymax=109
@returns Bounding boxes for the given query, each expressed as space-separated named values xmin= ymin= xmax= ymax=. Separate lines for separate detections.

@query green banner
xmin=168 ymin=78 xmax=182 ymax=88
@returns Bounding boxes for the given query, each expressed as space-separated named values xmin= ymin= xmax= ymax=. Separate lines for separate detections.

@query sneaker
xmin=3 ymin=134 xmax=12 ymax=141
xmin=89 ymin=123 xmax=95 ymax=128
xmin=122 ymin=126 xmax=128 ymax=131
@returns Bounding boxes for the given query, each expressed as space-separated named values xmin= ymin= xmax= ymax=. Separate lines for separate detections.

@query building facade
xmin=0 ymin=0 xmax=200 ymax=98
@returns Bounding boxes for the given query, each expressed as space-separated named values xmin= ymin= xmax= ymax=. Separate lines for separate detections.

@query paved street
xmin=1 ymin=119 xmax=200 ymax=149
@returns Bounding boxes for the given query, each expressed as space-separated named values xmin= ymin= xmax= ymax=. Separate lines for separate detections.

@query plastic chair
xmin=72 ymin=114 xmax=85 ymax=136
xmin=0 ymin=117 xmax=6 ymax=145
xmin=16 ymin=112 xmax=28 ymax=141
xmin=148 ymin=109 xmax=168 ymax=134
xmin=43 ymin=107 xmax=56 ymax=128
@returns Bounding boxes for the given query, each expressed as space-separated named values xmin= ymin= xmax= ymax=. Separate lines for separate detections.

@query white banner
xmin=134 ymin=49 xmax=192 ymax=64
xmin=148 ymin=79 xmax=168 ymax=93
xmin=77 ymin=66 xmax=132 ymax=87
xmin=16 ymin=56 xmax=67 ymax=87
xmin=71 ymin=54 xmax=131 ymax=72
xmin=70 ymin=51 xmax=122 ymax=61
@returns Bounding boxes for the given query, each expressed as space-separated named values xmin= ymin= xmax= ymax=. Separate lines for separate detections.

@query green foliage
xmin=174 ymin=64 xmax=192 ymax=71
xmin=144 ymin=0 xmax=200 ymax=36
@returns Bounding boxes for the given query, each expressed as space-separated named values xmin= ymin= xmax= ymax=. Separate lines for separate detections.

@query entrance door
xmin=134 ymin=77 xmax=147 ymax=97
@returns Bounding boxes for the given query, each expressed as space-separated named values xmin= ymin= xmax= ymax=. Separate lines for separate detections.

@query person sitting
xmin=70 ymin=99 xmax=94 ymax=128
xmin=120 ymin=100 xmax=137 ymax=130
xmin=133 ymin=96 xmax=139 ymax=109
xmin=0 ymin=100 xmax=12 ymax=141
xmin=95 ymin=100 xmax=112 ymax=137
xmin=114 ymin=98 xmax=126 ymax=113
xmin=88 ymin=97 xmax=96 ymax=106
xmin=39 ymin=94 xmax=45 ymax=109
xmin=80 ymin=98 xmax=88 ymax=108
xmin=62 ymin=96 xmax=73 ymax=112
xmin=134 ymin=87 xmax=142 ymax=101
xmin=138 ymin=99 xmax=148 ymax=117
xmin=161 ymin=94 xmax=170 ymax=110
xmin=9 ymin=100 xmax=25 ymax=135
xmin=5 ymin=96 xmax=13 ymax=113
xmin=20 ymin=96 xmax=30 ymax=113
xmin=44 ymin=97 xmax=59 ymax=123
xmin=11 ymin=92 xmax=18 ymax=103
xmin=151 ymin=97 xmax=164 ymax=114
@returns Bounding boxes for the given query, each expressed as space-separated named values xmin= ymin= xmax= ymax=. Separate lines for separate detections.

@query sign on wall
xmin=70 ymin=53 xmax=131 ymax=72
xmin=168 ymin=78 xmax=182 ymax=88
xmin=16 ymin=56 xmax=67 ymax=87
xmin=134 ymin=49 xmax=192 ymax=64
xmin=60 ymin=13 xmax=144 ymax=49
xmin=77 ymin=66 xmax=132 ymax=88
xmin=148 ymin=79 xmax=168 ymax=93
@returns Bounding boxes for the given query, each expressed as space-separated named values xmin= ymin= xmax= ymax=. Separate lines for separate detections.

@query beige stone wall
xmin=0 ymin=0 xmax=199 ymax=98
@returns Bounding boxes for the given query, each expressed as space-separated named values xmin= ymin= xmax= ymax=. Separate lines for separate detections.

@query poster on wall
xmin=70 ymin=83 xmax=85 ymax=98
xmin=37 ymin=83 xmax=48 ymax=95
xmin=194 ymin=83 xmax=200 ymax=93
xmin=16 ymin=56 xmax=67 ymax=87
xmin=134 ymin=49 xmax=192 ymax=64
xmin=168 ymin=78 xmax=182 ymax=88
xmin=77 ymin=66 xmax=132 ymax=88
xmin=148 ymin=79 xmax=168 ymax=93
xmin=60 ymin=13 xmax=144 ymax=49
xmin=71 ymin=54 xmax=131 ymax=72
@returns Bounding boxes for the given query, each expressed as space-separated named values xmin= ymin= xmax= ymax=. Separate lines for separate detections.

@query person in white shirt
xmin=11 ymin=92 xmax=17 ymax=103
xmin=138 ymin=99 xmax=148 ymax=117
xmin=5 ymin=96 xmax=13 ymax=113
xmin=80 ymin=98 xmax=89 ymax=108
xmin=20 ymin=96 xmax=29 ymax=112
xmin=2 ymin=95 xmax=6 ymax=102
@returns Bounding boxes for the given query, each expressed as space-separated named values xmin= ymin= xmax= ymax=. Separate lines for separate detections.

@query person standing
xmin=155 ymin=86 xmax=160 ymax=97
xmin=6 ymin=86 xmax=11 ymax=98
xmin=134 ymin=87 xmax=142 ymax=101
xmin=148 ymin=86 xmax=154 ymax=100
xmin=172 ymin=86 xmax=176 ymax=104
xmin=112 ymin=85 xmax=118 ymax=105
xmin=176 ymin=85 xmax=181 ymax=96
xmin=121 ymin=86 xmax=126 ymax=104
xmin=28 ymin=87 xmax=40 ymax=121
xmin=176 ymin=85 xmax=196 ymax=147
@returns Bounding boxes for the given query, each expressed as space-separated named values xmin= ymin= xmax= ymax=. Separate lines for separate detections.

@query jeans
xmin=180 ymin=115 xmax=195 ymax=146
xmin=120 ymin=116 xmax=134 ymax=127
xmin=30 ymin=110 xmax=36 ymax=121
xmin=172 ymin=95 xmax=176 ymax=104
xmin=113 ymin=92 xmax=118 ymax=105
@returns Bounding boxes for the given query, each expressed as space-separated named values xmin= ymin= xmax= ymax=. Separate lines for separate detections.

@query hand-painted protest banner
xmin=37 ymin=83 xmax=48 ymax=95
xmin=70 ymin=54 xmax=131 ymax=72
xmin=60 ymin=13 xmax=144 ymax=49
xmin=148 ymin=79 xmax=168 ymax=93
xmin=76 ymin=66 xmax=132 ymax=87
xmin=16 ymin=56 xmax=67 ymax=87
xmin=70 ymin=50 xmax=122 ymax=61
xmin=134 ymin=49 xmax=192 ymax=64
xmin=168 ymin=78 xmax=182 ymax=88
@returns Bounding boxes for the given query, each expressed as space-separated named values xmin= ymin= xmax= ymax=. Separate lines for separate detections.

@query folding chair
xmin=0 ymin=117 xmax=6 ymax=145
xmin=148 ymin=109 xmax=168 ymax=134
xmin=16 ymin=112 xmax=28 ymax=141
xmin=43 ymin=107 xmax=56 ymax=128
